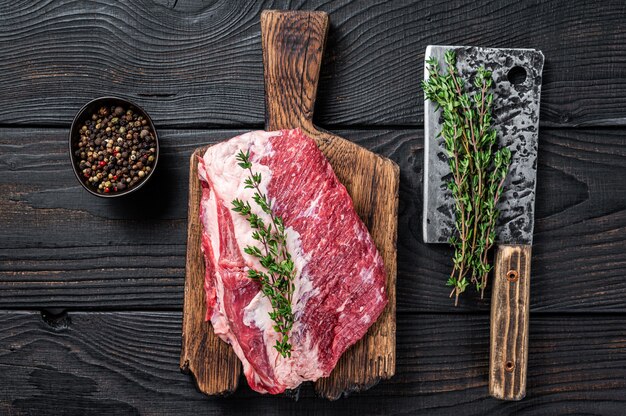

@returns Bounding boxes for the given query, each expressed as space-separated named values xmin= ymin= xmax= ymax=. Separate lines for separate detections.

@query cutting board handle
xmin=261 ymin=10 xmax=329 ymax=132
xmin=489 ymin=244 xmax=532 ymax=400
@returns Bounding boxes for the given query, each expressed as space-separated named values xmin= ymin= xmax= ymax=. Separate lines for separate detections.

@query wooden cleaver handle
xmin=261 ymin=10 xmax=328 ymax=132
xmin=489 ymin=244 xmax=531 ymax=400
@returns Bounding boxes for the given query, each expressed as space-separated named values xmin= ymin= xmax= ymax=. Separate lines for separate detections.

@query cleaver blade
xmin=423 ymin=45 xmax=544 ymax=246
xmin=422 ymin=45 xmax=544 ymax=401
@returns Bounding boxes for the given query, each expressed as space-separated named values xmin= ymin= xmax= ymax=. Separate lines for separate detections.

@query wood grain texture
xmin=1 ymin=128 xmax=626 ymax=313
xmin=1 ymin=2 xmax=625 ymax=412
xmin=180 ymin=146 xmax=241 ymax=395
xmin=262 ymin=10 xmax=328 ymax=131
xmin=0 ymin=311 xmax=624 ymax=414
xmin=2 ymin=0 xmax=626 ymax=128
xmin=489 ymin=245 xmax=531 ymax=400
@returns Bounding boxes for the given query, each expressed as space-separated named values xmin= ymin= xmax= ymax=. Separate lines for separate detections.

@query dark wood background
xmin=1 ymin=1 xmax=625 ymax=414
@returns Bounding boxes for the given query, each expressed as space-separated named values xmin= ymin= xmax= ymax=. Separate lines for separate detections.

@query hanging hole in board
xmin=505 ymin=360 xmax=515 ymax=372
xmin=507 ymin=66 xmax=527 ymax=85
xmin=506 ymin=270 xmax=519 ymax=282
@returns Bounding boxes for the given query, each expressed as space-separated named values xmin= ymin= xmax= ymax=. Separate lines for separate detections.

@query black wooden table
xmin=1 ymin=1 xmax=625 ymax=415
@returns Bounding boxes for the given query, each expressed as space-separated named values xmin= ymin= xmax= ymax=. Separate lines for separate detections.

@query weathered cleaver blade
xmin=423 ymin=45 xmax=545 ymax=245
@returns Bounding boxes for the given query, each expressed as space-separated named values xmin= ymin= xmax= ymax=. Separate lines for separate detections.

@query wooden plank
xmin=2 ymin=1 xmax=626 ymax=127
xmin=0 ymin=311 xmax=624 ymax=414
xmin=1 ymin=128 xmax=626 ymax=312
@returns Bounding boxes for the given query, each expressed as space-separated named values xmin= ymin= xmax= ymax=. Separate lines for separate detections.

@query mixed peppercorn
xmin=73 ymin=105 xmax=157 ymax=194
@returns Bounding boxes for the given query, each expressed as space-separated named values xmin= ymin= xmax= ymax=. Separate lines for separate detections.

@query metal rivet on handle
xmin=506 ymin=270 xmax=519 ymax=282
xmin=505 ymin=361 xmax=515 ymax=372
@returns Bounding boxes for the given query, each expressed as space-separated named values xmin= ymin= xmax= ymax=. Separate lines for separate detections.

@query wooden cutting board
xmin=180 ymin=10 xmax=399 ymax=400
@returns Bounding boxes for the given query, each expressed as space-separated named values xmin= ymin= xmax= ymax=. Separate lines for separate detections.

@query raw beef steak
xmin=198 ymin=128 xmax=388 ymax=394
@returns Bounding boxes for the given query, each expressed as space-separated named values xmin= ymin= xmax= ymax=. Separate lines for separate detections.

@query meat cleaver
xmin=423 ymin=45 xmax=544 ymax=400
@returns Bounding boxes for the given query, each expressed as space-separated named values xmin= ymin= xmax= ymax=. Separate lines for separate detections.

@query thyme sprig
xmin=231 ymin=150 xmax=296 ymax=357
xmin=422 ymin=50 xmax=511 ymax=305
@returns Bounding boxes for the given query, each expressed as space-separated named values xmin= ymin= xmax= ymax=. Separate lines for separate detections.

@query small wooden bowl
xmin=69 ymin=96 xmax=159 ymax=198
